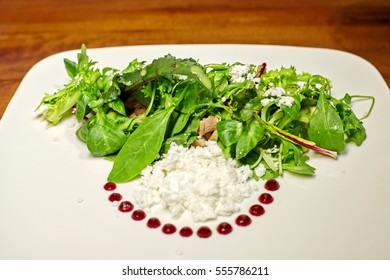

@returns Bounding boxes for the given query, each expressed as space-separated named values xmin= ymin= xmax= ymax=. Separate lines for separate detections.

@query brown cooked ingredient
xmin=124 ymin=98 xmax=147 ymax=118
xmin=198 ymin=115 xmax=218 ymax=137
xmin=192 ymin=116 xmax=219 ymax=147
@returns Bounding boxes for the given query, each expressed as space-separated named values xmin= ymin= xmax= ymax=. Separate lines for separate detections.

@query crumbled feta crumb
xmin=265 ymin=145 xmax=279 ymax=154
xmin=254 ymin=164 xmax=266 ymax=178
xmin=104 ymin=69 xmax=116 ymax=77
xmin=246 ymin=72 xmax=255 ymax=81
xmin=74 ymin=75 xmax=82 ymax=82
xmin=261 ymin=86 xmax=294 ymax=108
xmin=297 ymin=81 xmax=306 ymax=89
xmin=133 ymin=141 xmax=259 ymax=222
xmin=229 ymin=64 xmax=250 ymax=83
xmin=263 ymin=87 xmax=286 ymax=98
xmin=277 ymin=96 xmax=295 ymax=107
xmin=252 ymin=77 xmax=261 ymax=84
xmin=261 ymin=98 xmax=273 ymax=107
xmin=229 ymin=64 xmax=261 ymax=88
xmin=173 ymin=74 xmax=188 ymax=80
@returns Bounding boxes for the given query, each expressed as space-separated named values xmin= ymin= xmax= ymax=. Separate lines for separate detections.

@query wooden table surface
xmin=1 ymin=0 xmax=389 ymax=119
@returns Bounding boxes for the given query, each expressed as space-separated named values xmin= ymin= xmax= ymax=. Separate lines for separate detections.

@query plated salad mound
xmin=36 ymin=45 xmax=373 ymax=183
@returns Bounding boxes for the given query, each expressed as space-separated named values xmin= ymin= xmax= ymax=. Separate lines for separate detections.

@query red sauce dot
xmin=249 ymin=204 xmax=265 ymax=216
xmin=264 ymin=179 xmax=280 ymax=191
xmin=216 ymin=222 xmax=233 ymax=235
xmin=147 ymin=218 xmax=161 ymax=229
xmin=131 ymin=210 xmax=146 ymax=221
xmin=197 ymin=226 xmax=212 ymax=238
xmin=103 ymin=182 xmax=116 ymax=191
xmin=235 ymin=214 xmax=252 ymax=227
xmin=258 ymin=193 xmax=274 ymax=204
xmin=179 ymin=227 xmax=193 ymax=237
xmin=162 ymin=224 xmax=176 ymax=235
xmin=108 ymin=193 xmax=122 ymax=202
xmin=118 ymin=201 xmax=134 ymax=212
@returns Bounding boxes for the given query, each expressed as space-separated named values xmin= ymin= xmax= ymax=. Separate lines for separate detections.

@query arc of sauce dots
xmin=103 ymin=179 xmax=280 ymax=239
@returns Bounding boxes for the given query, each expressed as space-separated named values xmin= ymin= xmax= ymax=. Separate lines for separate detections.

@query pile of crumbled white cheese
xmin=133 ymin=141 xmax=265 ymax=222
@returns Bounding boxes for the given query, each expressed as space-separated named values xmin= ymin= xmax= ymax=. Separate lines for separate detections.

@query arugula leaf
xmin=281 ymin=140 xmax=316 ymax=175
xmin=343 ymin=111 xmax=367 ymax=145
xmin=334 ymin=94 xmax=372 ymax=146
xmin=308 ymin=92 xmax=345 ymax=152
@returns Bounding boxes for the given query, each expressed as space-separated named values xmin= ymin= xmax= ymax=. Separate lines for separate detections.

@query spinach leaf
xmin=171 ymin=82 xmax=199 ymax=135
xmin=108 ymin=106 xmax=175 ymax=183
xmin=107 ymin=98 xmax=127 ymax=116
xmin=86 ymin=110 xmax=127 ymax=156
xmin=75 ymin=94 xmax=91 ymax=122
xmin=76 ymin=115 xmax=94 ymax=142
xmin=308 ymin=92 xmax=345 ymax=152
xmin=236 ymin=119 xmax=265 ymax=159
xmin=217 ymin=120 xmax=243 ymax=147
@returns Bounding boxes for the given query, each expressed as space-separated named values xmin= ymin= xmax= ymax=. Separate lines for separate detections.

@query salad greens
xmin=36 ymin=45 xmax=374 ymax=183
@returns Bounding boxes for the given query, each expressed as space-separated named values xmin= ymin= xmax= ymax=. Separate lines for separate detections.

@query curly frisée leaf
xmin=36 ymin=83 xmax=81 ymax=125
xmin=36 ymin=44 xmax=98 ymax=125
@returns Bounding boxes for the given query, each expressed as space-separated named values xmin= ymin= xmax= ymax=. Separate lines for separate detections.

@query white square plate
xmin=1 ymin=44 xmax=389 ymax=259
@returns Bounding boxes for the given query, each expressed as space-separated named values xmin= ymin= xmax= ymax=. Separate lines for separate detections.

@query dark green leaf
xmin=308 ymin=92 xmax=345 ymax=152
xmin=76 ymin=116 xmax=95 ymax=142
xmin=236 ymin=119 xmax=265 ymax=159
xmin=171 ymin=83 xmax=198 ymax=135
xmin=108 ymin=99 xmax=127 ymax=116
xmin=64 ymin=58 xmax=77 ymax=79
xmin=217 ymin=120 xmax=243 ymax=147
xmin=76 ymin=94 xmax=91 ymax=121
xmin=240 ymin=97 xmax=262 ymax=121
xmin=281 ymin=140 xmax=315 ymax=175
xmin=86 ymin=111 xmax=127 ymax=156
xmin=344 ymin=111 xmax=367 ymax=146
xmin=108 ymin=107 xmax=175 ymax=183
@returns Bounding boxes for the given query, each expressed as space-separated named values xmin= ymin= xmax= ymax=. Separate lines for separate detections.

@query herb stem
xmin=350 ymin=95 xmax=375 ymax=120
